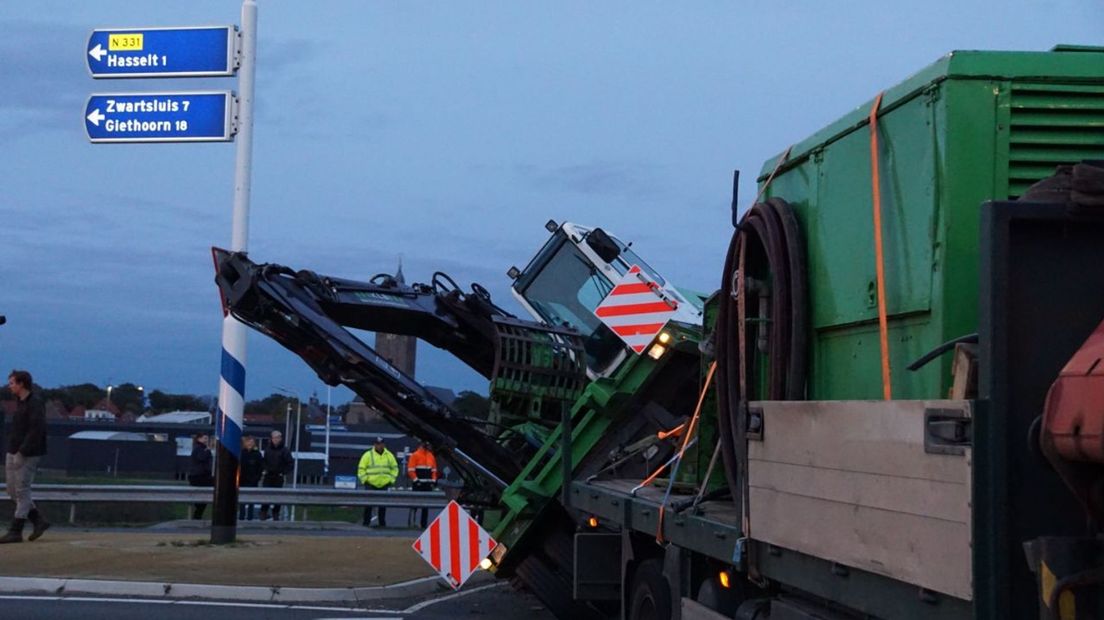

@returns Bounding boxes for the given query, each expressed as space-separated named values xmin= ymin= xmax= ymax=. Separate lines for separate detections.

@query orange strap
xmin=737 ymin=232 xmax=753 ymax=541
xmin=636 ymin=456 xmax=671 ymax=490
xmin=657 ymin=423 xmax=686 ymax=441
xmin=733 ymin=149 xmax=790 ymax=576
xmin=754 ymin=146 xmax=792 ymax=207
xmin=869 ymin=92 xmax=892 ymax=400
xmin=655 ymin=362 xmax=717 ymax=543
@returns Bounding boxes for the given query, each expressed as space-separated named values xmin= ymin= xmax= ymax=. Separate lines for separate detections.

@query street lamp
xmin=137 ymin=386 xmax=145 ymax=414
xmin=106 ymin=385 xmax=113 ymax=406
xmin=325 ymin=386 xmax=331 ymax=480
xmin=273 ymin=387 xmax=302 ymax=490
xmin=274 ymin=386 xmax=304 ymax=523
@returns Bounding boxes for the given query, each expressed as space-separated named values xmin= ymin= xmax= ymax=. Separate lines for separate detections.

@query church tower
xmin=374 ymin=258 xmax=417 ymax=377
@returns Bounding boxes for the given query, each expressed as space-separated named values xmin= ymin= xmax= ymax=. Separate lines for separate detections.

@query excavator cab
xmin=510 ymin=221 xmax=700 ymax=378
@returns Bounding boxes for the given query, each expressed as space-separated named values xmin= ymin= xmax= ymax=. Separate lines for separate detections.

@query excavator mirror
xmin=585 ymin=228 xmax=621 ymax=264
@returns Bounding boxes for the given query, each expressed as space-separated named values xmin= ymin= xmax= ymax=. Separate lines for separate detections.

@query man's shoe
xmin=27 ymin=509 xmax=49 ymax=541
xmin=0 ymin=519 xmax=25 ymax=544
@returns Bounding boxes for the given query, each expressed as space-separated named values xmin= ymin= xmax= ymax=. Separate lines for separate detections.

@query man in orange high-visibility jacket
xmin=407 ymin=440 xmax=438 ymax=528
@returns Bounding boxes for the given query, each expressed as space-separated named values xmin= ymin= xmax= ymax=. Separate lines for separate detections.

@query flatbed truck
xmin=215 ymin=46 xmax=1104 ymax=618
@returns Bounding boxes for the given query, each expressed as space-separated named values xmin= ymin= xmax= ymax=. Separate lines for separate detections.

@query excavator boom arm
xmin=212 ymin=248 xmax=586 ymax=499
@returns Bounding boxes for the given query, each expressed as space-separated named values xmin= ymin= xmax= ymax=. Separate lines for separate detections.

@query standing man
xmin=260 ymin=430 xmax=293 ymax=521
xmin=1 ymin=370 xmax=49 ymax=543
xmin=238 ymin=436 xmax=264 ymax=521
xmin=358 ymin=436 xmax=398 ymax=528
xmin=187 ymin=433 xmax=214 ymax=519
xmin=407 ymin=440 xmax=438 ymax=529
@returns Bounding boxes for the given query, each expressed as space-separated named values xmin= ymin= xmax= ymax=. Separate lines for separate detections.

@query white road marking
xmin=0 ymin=582 xmax=514 ymax=616
xmin=401 ymin=581 xmax=507 ymax=613
xmin=298 ymin=606 xmax=400 ymax=613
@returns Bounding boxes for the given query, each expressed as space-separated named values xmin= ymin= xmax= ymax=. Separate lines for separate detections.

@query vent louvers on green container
xmin=1008 ymin=83 xmax=1104 ymax=197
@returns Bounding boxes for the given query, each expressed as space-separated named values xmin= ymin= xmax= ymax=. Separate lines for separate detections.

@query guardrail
xmin=0 ymin=484 xmax=449 ymax=524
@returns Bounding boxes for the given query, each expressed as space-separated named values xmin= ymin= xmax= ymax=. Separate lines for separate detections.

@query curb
xmin=0 ymin=573 xmax=490 ymax=604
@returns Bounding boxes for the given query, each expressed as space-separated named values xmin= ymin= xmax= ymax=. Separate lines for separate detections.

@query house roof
xmin=136 ymin=411 xmax=211 ymax=424
xmin=70 ymin=430 xmax=148 ymax=441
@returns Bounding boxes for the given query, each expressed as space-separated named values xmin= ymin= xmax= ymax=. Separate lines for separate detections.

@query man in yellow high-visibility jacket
xmin=358 ymin=436 xmax=398 ymax=527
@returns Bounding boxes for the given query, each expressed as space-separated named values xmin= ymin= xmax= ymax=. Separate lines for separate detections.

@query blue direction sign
xmin=85 ymin=92 xmax=235 ymax=143
xmin=87 ymin=26 xmax=236 ymax=78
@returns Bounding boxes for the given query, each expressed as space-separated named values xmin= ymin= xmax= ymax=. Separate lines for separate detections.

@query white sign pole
xmin=212 ymin=0 xmax=257 ymax=545
xmin=230 ymin=1 xmax=256 ymax=253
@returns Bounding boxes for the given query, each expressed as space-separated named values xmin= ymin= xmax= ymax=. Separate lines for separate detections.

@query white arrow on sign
xmin=86 ymin=109 xmax=105 ymax=126
xmin=88 ymin=44 xmax=107 ymax=62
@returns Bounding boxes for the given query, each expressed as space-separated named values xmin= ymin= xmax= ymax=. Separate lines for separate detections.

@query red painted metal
xmin=1043 ymin=319 xmax=1104 ymax=463
xmin=1041 ymin=318 xmax=1104 ymax=521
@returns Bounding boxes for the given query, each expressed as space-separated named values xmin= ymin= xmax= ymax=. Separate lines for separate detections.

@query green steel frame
xmin=489 ymin=321 xmax=703 ymax=565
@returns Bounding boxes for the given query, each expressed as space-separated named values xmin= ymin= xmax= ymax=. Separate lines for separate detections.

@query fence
xmin=0 ymin=484 xmax=449 ymax=524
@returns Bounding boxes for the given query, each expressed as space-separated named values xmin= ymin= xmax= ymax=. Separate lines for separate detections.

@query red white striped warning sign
xmin=412 ymin=500 xmax=497 ymax=589
xmin=595 ymin=265 xmax=679 ymax=353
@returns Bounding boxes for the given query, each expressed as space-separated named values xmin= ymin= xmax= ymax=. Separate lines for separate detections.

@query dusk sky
xmin=1 ymin=2 xmax=1100 ymax=406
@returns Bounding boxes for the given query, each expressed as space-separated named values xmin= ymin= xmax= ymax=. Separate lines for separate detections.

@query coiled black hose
xmin=715 ymin=197 xmax=809 ymax=501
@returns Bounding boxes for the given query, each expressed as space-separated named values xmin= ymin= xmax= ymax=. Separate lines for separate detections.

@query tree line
xmin=0 ymin=381 xmax=490 ymax=422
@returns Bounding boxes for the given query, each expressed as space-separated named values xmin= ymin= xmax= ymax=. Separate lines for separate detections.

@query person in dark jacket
xmin=259 ymin=430 xmax=293 ymax=521
xmin=238 ymin=436 xmax=263 ymax=520
xmin=187 ymin=433 xmax=214 ymax=519
xmin=1 ymin=370 xmax=49 ymax=544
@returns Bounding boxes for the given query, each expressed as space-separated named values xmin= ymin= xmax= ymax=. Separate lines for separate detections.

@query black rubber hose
xmin=768 ymin=197 xmax=809 ymax=399
xmin=715 ymin=228 xmax=742 ymax=504
xmin=744 ymin=210 xmax=789 ymax=398
xmin=906 ymin=333 xmax=978 ymax=372
xmin=716 ymin=198 xmax=809 ymax=502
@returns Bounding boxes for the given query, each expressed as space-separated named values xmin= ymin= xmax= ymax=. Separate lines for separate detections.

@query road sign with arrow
xmin=87 ymin=26 xmax=237 ymax=78
xmin=85 ymin=91 xmax=235 ymax=143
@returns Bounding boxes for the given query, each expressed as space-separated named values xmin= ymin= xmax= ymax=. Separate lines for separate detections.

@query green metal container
xmin=759 ymin=46 xmax=1104 ymax=399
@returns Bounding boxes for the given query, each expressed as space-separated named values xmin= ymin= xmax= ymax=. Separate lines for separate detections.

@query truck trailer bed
xmin=570 ymin=478 xmax=743 ymax=566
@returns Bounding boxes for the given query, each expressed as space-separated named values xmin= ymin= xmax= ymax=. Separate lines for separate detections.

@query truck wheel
xmin=697 ymin=577 xmax=741 ymax=616
xmin=628 ymin=559 xmax=672 ymax=620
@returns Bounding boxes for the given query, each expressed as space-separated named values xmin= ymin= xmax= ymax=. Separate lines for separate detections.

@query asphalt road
xmin=0 ymin=582 xmax=557 ymax=619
